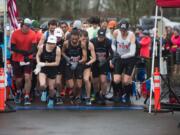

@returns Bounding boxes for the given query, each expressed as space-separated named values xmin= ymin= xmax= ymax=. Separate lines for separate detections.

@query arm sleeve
xmin=121 ymin=43 xmax=136 ymax=59
xmin=26 ymin=44 xmax=37 ymax=55
xmin=11 ymin=44 xmax=27 ymax=55
xmin=111 ymin=38 xmax=117 ymax=53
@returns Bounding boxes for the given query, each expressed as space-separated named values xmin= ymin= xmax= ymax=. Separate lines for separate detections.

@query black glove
xmin=24 ymin=56 xmax=30 ymax=62
xmin=70 ymin=61 xmax=78 ymax=70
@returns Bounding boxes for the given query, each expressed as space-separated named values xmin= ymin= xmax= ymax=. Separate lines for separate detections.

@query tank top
xmin=40 ymin=45 xmax=57 ymax=63
xmin=116 ymin=30 xmax=132 ymax=56
xmin=93 ymin=38 xmax=109 ymax=62
xmin=65 ymin=41 xmax=82 ymax=62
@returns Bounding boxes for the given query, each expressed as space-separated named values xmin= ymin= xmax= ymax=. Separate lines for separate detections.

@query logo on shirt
xmin=117 ymin=42 xmax=130 ymax=49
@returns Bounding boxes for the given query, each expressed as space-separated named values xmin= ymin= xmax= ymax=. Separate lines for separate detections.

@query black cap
xmin=118 ymin=20 xmax=129 ymax=31
xmin=98 ymin=29 xmax=106 ymax=37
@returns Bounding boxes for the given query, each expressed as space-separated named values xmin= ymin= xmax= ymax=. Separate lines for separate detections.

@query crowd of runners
xmin=1 ymin=16 xmax=180 ymax=108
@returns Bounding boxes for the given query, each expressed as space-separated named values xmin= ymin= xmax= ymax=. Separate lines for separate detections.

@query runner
xmin=31 ymin=20 xmax=43 ymax=99
xmin=106 ymin=20 xmax=117 ymax=40
xmin=91 ymin=28 xmax=112 ymax=104
xmin=35 ymin=35 xmax=61 ymax=108
xmin=31 ymin=20 xmax=42 ymax=44
xmin=38 ymin=19 xmax=57 ymax=47
xmin=62 ymin=29 xmax=87 ymax=104
xmin=87 ymin=16 xmax=100 ymax=40
xmin=38 ymin=19 xmax=57 ymax=101
xmin=80 ymin=30 xmax=96 ymax=105
xmin=82 ymin=21 xmax=90 ymax=31
xmin=60 ymin=21 xmax=70 ymax=40
xmin=54 ymin=28 xmax=65 ymax=104
xmin=110 ymin=20 xmax=136 ymax=104
xmin=11 ymin=18 xmax=37 ymax=105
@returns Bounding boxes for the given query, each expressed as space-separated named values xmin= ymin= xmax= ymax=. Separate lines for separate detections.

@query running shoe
xmin=24 ymin=97 xmax=31 ymax=105
xmin=92 ymin=92 xmax=100 ymax=104
xmin=41 ymin=91 xmax=47 ymax=102
xmin=47 ymin=99 xmax=54 ymax=108
xmin=56 ymin=96 xmax=64 ymax=105
xmin=99 ymin=94 xmax=106 ymax=105
xmin=85 ymin=98 xmax=92 ymax=106
xmin=71 ymin=97 xmax=81 ymax=104
xmin=113 ymin=96 xmax=120 ymax=103
xmin=15 ymin=92 xmax=21 ymax=104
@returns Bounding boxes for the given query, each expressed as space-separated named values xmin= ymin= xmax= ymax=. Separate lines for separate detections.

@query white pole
xmin=149 ymin=5 xmax=158 ymax=113
xmin=159 ymin=8 xmax=163 ymax=95
xmin=159 ymin=8 xmax=163 ymax=74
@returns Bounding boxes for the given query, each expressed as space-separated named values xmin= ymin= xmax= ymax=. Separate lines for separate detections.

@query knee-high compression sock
xmin=124 ymin=84 xmax=132 ymax=102
xmin=112 ymin=82 xmax=117 ymax=97
xmin=117 ymin=82 xmax=123 ymax=97
xmin=112 ymin=82 xmax=121 ymax=97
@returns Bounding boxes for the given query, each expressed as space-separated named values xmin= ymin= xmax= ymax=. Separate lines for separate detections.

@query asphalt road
xmin=0 ymin=110 xmax=180 ymax=135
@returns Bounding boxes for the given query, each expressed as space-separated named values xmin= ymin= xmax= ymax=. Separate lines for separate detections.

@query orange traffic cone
xmin=154 ymin=67 xmax=161 ymax=111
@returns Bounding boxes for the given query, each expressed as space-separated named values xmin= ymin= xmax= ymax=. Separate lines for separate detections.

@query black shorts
xmin=64 ymin=63 xmax=84 ymax=80
xmin=41 ymin=67 xmax=58 ymax=79
xmin=114 ymin=57 xmax=135 ymax=76
xmin=83 ymin=64 xmax=91 ymax=69
xmin=12 ymin=61 xmax=33 ymax=78
xmin=57 ymin=59 xmax=66 ymax=75
xmin=91 ymin=61 xmax=109 ymax=78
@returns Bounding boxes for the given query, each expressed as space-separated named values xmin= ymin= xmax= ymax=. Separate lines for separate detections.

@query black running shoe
xmin=15 ymin=92 xmax=21 ymax=104
xmin=85 ymin=97 xmax=92 ymax=106
xmin=72 ymin=97 xmax=81 ymax=104
xmin=24 ymin=97 xmax=31 ymax=105
xmin=56 ymin=96 xmax=64 ymax=105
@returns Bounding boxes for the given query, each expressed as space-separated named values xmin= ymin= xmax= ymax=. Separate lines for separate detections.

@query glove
xmin=70 ymin=62 xmax=78 ymax=70
xmin=37 ymin=62 xmax=45 ymax=67
xmin=19 ymin=61 xmax=30 ymax=66
xmin=34 ymin=65 xmax=41 ymax=75
xmin=64 ymin=55 xmax=71 ymax=64
xmin=24 ymin=56 xmax=30 ymax=62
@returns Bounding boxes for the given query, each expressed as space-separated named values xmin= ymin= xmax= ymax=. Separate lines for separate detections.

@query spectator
xmin=139 ymin=30 xmax=152 ymax=78
xmin=171 ymin=26 xmax=180 ymax=75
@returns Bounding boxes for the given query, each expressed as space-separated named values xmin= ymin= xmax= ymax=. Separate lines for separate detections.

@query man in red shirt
xmin=11 ymin=18 xmax=37 ymax=105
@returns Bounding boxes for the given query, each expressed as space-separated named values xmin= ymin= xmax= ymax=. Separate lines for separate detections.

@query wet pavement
xmin=0 ymin=110 xmax=180 ymax=135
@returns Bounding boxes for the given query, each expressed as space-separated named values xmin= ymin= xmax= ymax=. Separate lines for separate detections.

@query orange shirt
xmin=11 ymin=29 xmax=37 ymax=62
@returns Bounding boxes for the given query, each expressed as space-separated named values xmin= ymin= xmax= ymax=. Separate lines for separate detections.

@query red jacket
xmin=140 ymin=36 xmax=151 ymax=58
xmin=171 ymin=34 xmax=180 ymax=52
